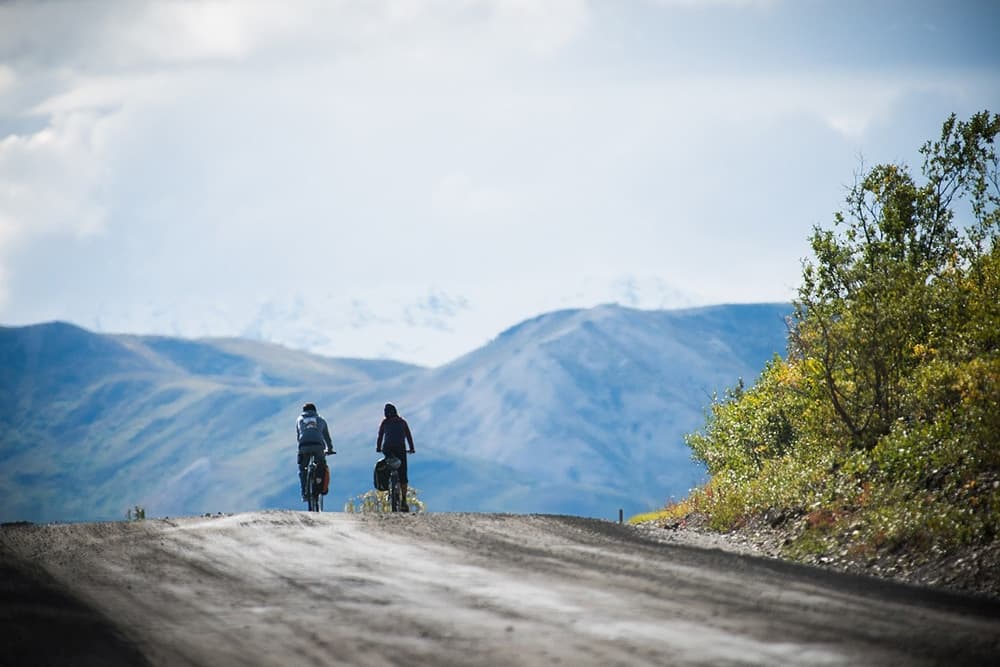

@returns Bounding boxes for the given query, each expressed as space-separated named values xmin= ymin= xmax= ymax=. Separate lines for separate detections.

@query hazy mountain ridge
xmin=0 ymin=303 xmax=790 ymax=522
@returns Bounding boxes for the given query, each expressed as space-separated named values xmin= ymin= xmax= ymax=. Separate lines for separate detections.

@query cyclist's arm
xmin=404 ymin=421 xmax=415 ymax=453
xmin=376 ymin=420 xmax=385 ymax=452
xmin=323 ymin=421 xmax=334 ymax=452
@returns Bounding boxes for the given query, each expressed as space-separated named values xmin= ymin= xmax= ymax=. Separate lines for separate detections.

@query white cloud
xmin=0 ymin=0 xmax=997 ymax=363
xmin=485 ymin=0 xmax=590 ymax=55
xmin=0 ymin=111 xmax=110 ymax=245
xmin=0 ymin=65 xmax=14 ymax=95
xmin=649 ymin=0 xmax=777 ymax=6
xmin=123 ymin=1 xmax=297 ymax=63
xmin=432 ymin=171 xmax=516 ymax=226
xmin=0 ymin=115 xmax=109 ymax=307
xmin=627 ymin=71 xmax=973 ymax=141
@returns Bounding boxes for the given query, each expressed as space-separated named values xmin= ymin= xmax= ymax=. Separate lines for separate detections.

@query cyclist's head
xmin=302 ymin=402 xmax=317 ymax=412
xmin=384 ymin=403 xmax=397 ymax=418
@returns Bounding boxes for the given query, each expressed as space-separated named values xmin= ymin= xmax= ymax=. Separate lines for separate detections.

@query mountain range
xmin=0 ymin=303 xmax=790 ymax=522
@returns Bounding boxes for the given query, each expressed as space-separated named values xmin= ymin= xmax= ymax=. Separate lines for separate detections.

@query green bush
xmin=675 ymin=111 xmax=1000 ymax=559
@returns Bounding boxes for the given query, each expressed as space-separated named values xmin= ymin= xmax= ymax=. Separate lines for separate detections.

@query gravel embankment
xmin=632 ymin=513 xmax=1000 ymax=602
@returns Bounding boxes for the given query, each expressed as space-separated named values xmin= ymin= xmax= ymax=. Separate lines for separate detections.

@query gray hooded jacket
xmin=296 ymin=409 xmax=332 ymax=449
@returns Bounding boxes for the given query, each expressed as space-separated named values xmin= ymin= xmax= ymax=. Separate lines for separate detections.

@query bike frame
xmin=304 ymin=453 xmax=324 ymax=512
xmin=384 ymin=456 xmax=403 ymax=512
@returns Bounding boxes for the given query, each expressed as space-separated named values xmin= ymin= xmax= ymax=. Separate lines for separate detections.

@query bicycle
xmin=303 ymin=450 xmax=333 ymax=512
xmin=384 ymin=455 xmax=404 ymax=512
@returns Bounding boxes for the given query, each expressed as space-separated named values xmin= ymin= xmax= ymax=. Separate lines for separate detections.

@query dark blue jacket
xmin=377 ymin=415 xmax=414 ymax=452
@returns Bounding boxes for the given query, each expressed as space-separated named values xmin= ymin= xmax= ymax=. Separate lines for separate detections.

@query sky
xmin=1 ymin=0 xmax=998 ymax=367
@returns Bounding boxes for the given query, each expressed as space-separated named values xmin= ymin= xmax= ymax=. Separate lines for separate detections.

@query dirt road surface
xmin=3 ymin=511 xmax=999 ymax=666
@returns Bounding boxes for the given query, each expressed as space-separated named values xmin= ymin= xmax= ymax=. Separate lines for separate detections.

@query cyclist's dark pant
xmin=298 ymin=444 xmax=327 ymax=495
xmin=383 ymin=444 xmax=408 ymax=485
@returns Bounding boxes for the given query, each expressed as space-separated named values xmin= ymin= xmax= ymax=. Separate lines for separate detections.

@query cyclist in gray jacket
xmin=297 ymin=402 xmax=334 ymax=501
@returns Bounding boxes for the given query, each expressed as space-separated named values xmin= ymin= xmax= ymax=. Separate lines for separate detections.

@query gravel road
xmin=3 ymin=511 xmax=999 ymax=666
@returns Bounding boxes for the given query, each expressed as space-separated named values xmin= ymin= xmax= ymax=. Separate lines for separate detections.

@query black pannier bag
xmin=373 ymin=457 xmax=390 ymax=491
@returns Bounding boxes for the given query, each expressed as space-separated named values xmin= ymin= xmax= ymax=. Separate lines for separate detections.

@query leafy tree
xmin=682 ymin=111 xmax=1000 ymax=550
xmin=793 ymin=111 xmax=1000 ymax=451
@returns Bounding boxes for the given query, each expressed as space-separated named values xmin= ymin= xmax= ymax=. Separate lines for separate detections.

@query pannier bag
xmin=373 ymin=458 xmax=390 ymax=491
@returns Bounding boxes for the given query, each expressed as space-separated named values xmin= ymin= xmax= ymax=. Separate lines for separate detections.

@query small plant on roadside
xmin=344 ymin=488 xmax=426 ymax=514
xmin=627 ymin=509 xmax=675 ymax=525
xmin=629 ymin=497 xmax=696 ymax=525
xmin=126 ymin=505 xmax=146 ymax=521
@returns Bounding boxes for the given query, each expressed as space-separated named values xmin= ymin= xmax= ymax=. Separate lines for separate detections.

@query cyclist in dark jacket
xmin=376 ymin=402 xmax=415 ymax=511
xmin=297 ymin=402 xmax=334 ymax=501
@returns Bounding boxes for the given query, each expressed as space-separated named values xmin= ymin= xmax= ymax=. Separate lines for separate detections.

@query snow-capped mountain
xmin=68 ymin=274 xmax=702 ymax=368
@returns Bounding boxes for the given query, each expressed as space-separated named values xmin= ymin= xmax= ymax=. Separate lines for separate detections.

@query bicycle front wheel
xmin=306 ymin=467 xmax=318 ymax=512
xmin=390 ymin=481 xmax=400 ymax=513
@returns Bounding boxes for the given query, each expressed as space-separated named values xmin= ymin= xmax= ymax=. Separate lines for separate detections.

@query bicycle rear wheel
xmin=306 ymin=459 xmax=320 ymax=512
xmin=390 ymin=477 xmax=400 ymax=512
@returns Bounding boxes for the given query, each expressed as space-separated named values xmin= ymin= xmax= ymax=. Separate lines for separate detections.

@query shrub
xmin=670 ymin=111 xmax=1000 ymax=560
xmin=344 ymin=488 xmax=426 ymax=514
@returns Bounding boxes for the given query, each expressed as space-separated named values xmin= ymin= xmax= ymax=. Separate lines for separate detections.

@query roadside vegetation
xmin=344 ymin=488 xmax=426 ymax=514
xmin=661 ymin=111 xmax=999 ymax=566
